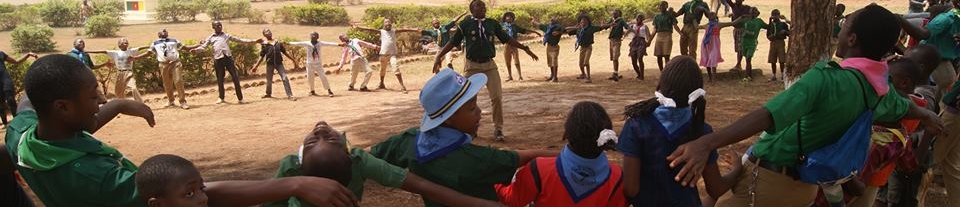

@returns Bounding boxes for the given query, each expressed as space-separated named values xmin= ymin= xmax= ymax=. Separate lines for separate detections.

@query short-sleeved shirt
xmin=741 ymin=18 xmax=767 ymax=41
xmin=259 ymin=41 xmax=287 ymax=66
xmin=539 ymin=23 xmax=564 ymax=46
xmin=67 ymin=49 xmax=95 ymax=69
xmin=502 ymin=22 xmax=531 ymax=39
xmin=921 ymin=10 xmax=960 ymax=59
xmin=766 ymin=21 xmax=789 ymax=41
xmin=617 ymin=116 xmax=717 ymax=206
xmin=152 ymin=38 xmax=181 ymax=62
xmin=449 ymin=17 xmax=512 ymax=62
xmin=653 ymin=13 xmax=677 ymax=33
xmin=200 ymin=32 xmax=242 ymax=59
xmin=370 ymin=127 xmax=520 ymax=207
xmin=106 ymin=50 xmax=138 ymax=71
xmin=752 ymin=61 xmax=911 ymax=166
xmin=575 ymin=25 xmax=603 ymax=47
xmin=608 ymin=18 xmax=629 ymax=39
xmin=679 ymin=0 xmax=709 ymax=25
xmin=264 ymin=148 xmax=407 ymax=207
xmin=4 ymin=110 xmax=146 ymax=207
xmin=380 ymin=29 xmax=398 ymax=55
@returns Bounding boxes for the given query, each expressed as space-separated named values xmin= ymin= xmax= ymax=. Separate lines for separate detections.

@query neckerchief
xmin=17 ymin=126 xmax=137 ymax=172
xmin=543 ymin=23 xmax=556 ymax=45
xmin=653 ymin=106 xmax=693 ymax=141
xmin=576 ymin=24 xmax=590 ymax=51
xmin=473 ymin=17 xmax=487 ymax=41
xmin=702 ymin=20 xmax=718 ymax=46
xmin=415 ymin=126 xmax=472 ymax=163
xmin=556 ymin=146 xmax=611 ymax=203
xmin=839 ymin=57 xmax=890 ymax=96
xmin=70 ymin=48 xmax=86 ymax=64
xmin=310 ymin=40 xmax=320 ymax=61
xmin=504 ymin=22 xmax=515 ymax=38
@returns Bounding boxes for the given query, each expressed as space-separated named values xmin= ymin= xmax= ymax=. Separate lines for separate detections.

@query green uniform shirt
xmin=680 ymin=0 xmax=709 ymax=25
xmin=370 ymin=127 xmax=520 ymax=207
xmin=751 ymin=61 xmax=911 ymax=166
xmin=4 ymin=110 xmax=146 ymax=207
xmin=653 ymin=13 xmax=677 ymax=33
xmin=574 ymin=25 xmax=603 ymax=47
xmin=423 ymin=21 xmax=459 ymax=47
xmin=922 ymin=10 xmax=960 ymax=59
xmin=608 ymin=18 xmax=629 ymax=39
xmin=833 ymin=19 xmax=842 ymax=38
xmin=265 ymin=148 xmax=407 ymax=207
xmin=450 ymin=16 xmax=512 ymax=62
xmin=539 ymin=23 xmax=564 ymax=46
xmin=502 ymin=22 xmax=532 ymax=39
xmin=741 ymin=18 xmax=767 ymax=41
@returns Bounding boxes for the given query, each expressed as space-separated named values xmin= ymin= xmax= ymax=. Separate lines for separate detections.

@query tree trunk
xmin=785 ymin=0 xmax=837 ymax=80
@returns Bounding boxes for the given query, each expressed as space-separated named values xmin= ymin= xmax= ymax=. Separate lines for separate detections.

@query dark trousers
xmin=214 ymin=57 xmax=243 ymax=101
xmin=1 ymin=172 xmax=34 ymax=207
xmin=0 ymin=69 xmax=16 ymax=125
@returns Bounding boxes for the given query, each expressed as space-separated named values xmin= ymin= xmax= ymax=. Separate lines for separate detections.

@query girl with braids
xmin=495 ymin=101 xmax=626 ymax=207
xmin=617 ymin=56 xmax=741 ymax=206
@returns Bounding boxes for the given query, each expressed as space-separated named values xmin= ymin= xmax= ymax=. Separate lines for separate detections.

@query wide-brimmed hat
xmin=419 ymin=68 xmax=487 ymax=131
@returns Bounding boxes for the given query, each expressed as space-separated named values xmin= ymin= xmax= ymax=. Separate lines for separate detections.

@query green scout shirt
xmin=680 ymin=0 xmax=709 ymax=25
xmin=741 ymin=18 xmax=767 ymax=41
xmin=4 ymin=110 xmax=145 ymax=207
xmin=450 ymin=16 xmax=512 ymax=62
xmin=370 ymin=127 xmax=520 ymax=207
xmin=423 ymin=21 xmax=459 ymax=47
xmin=608 ymin=18 xmax=629 ymax=39
xmin=751 ymin=61 xmax=911 ymax=166
xmin=833 ymin=19 xmax=842 ymax=38
xmin=264 ymin=148 xmax=407 ymax=207
xmin=921 ymin=10 xmax=960 ymax=59
xmin=502 ymin=22 xmax=532 ymax=39
xmin=539 ymin=23 xmax=563 ymax=46
xmin=653 ymin=13 xmax=677 ymax=33
xmin=574 ymin=25 xmax=603 ymax=47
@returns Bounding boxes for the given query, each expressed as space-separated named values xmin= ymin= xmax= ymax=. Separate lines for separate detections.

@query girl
xmin=617 ymin=56 xmax=741 ymax=206
xmin=699 ymin=12 xmax=742 ymax=82
xmin=627 ymin=14 xmax=653 ymax=80
xmin=495 ymin=101 xmax=626 ymax=207
xmin=501 ymin=11 xmax=542 ymax=81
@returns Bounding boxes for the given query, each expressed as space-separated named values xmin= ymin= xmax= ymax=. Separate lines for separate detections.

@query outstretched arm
xmin=396 ymin=27 xmax=422 ymax=33
xmin=5 ymin=52 xmax=36 ymax=64
xmin=352 ymin=24 xmax=380 ymax=33
xmin=93 ymin=99 xmax=155 ymax=133
xmin=899 ymin=15 xmax=931 ymax=40
xmin=205 ymin=177 xmax=358 ymax=207
xmin=229 ymin=36 xmax=262 ymax=44
xmin=402 ymin=173 xmax=504 ymax=207
xmin=85 ymin=49 xmax=108 ymax=54
xmin=514 ymin=149 xmax=558 ymax=167
xmin=667 ymin=107 xmax=773 ymax=187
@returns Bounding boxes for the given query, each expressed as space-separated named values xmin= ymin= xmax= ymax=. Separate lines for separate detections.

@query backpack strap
xmin=529 ymin=158 xmax=542 ymax=194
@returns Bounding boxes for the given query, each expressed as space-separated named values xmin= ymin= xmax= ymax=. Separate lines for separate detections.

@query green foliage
xmin=247 ymin=9 xmax=268 ymax=24
xmin=90 ymin=0 xmax=124 ymax=16
xmin=156 ymin=0 xmax=203 ymax=22
xmin=206 ymin=0 xmax=251 ymax=21
xmin=84 ymin=14 xmax=121 ymax=37
xmin=40 ymin=0 xmax=81 ymax=27
xmin=306 ymin=0 xmax=328 ymax=4
xmin=280 ymin=36 xmax=305 ymax=71
xmin=274 ymin=4 xmax=349 ymax=26
xmin=6 ymin=58 xmax=31 ymax=97
xmin=0 ymin=4 xmax=42 ymax=31
xmin=11 ymin=24 xmax=56 ymax=53
xmin=230 ymin=40 xmax=260 ymax=76
xmin=177 ymin=39 xmax=214 ymax=87
xmin=91 ymin=55 xmax=114 ymax=96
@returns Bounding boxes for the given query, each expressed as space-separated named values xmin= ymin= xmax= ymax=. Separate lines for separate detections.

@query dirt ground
xmin=3 ymin=0 xmax=952 ymax=206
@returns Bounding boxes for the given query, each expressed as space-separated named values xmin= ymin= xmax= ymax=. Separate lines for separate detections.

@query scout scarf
xmin=310 ymin=40 xmax=321 ymax=61
xmin=653 ymin=89 xmax=705 ymax=140
xmin=543 ymin=24 xmax=555 ymax=45
xmin=556 ymin=146 xmax=611 ymax=202
xmin=839 ymin=57 xmax=890 ymax=96
xmin=504 ymin=22 xmax=515 ymax=38
xmin=702 ymin=20 xmax=718 ymax=46
xmin=416 ymin=126 xmax=473 ymax=163
xmin=575 ymin=23 xmax=592 ymax=51
xmin=17 ymin=126 xmax=137 ymax=172
xmin=473 ymin=17 xmax=487 ymax=41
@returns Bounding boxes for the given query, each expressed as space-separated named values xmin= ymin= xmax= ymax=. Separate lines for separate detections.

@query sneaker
xmin=348 ymin=86 xmax=357 ymax=91
xmin=180 ymin=102 xmax=190 ymax=109
xmin=215 ymin=98 xmax=225 ymax=104
xmin=261 ymin=94 xmax=272 ymax=99
xmin=309 ymin=90 xmax=318 ymax=96
xmin=495 ymin=130 xmax=505 ymax=142
xmin=359 ymin=87 xmax=371 ymax=92
xmin=237 ymin=99 xmax=246 ymax=104
xmin=327 ymin=89 xmax=335 ymax=97
xmin=288 ymin=96 xmax=298 ymax=101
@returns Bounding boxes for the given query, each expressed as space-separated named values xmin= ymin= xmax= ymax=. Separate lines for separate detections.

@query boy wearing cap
xmin=370 ymin=68 xmax=557 ymax=207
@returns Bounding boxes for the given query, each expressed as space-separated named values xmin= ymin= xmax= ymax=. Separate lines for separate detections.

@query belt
xmin=468 ymin=57 xmax=492 ymax=64
xmin=748 ymin=154 xmax=800 ymax=180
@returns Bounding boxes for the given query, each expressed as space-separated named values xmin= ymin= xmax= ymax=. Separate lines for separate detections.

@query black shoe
xmin=576 ymin=74 xmax=586 ymax=79
xmin=348 ymin=86 xmax=357 ymax=91
xmin=495 ymin=130 xmax=505 ymax=142
xmin=377 ymin=84 xmax=386 ymax=89
xmin=328 ymin=89 xmax=335 ymax=97
xmin=360 ymin=87 xmax=371 ymax=92
xmin=309 ymin=91 xmax=318 ymax=96
xmin=261 ymin=94 xmax=272 ymax=99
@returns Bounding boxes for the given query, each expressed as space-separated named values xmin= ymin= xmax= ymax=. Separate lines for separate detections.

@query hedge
xmin=84 ymin=14 xmax=121 ymax=37
xmin=206 ymin=0 xmax=251 ymax=21
xmin=0 ymin=4 xmax=42 ymax=31
xmin=40 ymin=0 xmax=81 ymax=27
xmin=274 ymin=4 xmax=349 ymax=26
xmin=155 ymin=0 xmax=203 ymax=22
xmin=11 ymin=24 xmax=56 ymax=53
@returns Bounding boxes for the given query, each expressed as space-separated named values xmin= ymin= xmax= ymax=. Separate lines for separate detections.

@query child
xmin=766 ymin=9 xmax=790 ymax=81
xmin=699 ymin=12 xmax=741 ymax=82
xmin=495 ymin=101 xmax=626 ymax=207
xmin=369 ymin=68 xmax=557 ymax=207
xmin=264 ymin=121 xmax=502 ymax=207
xmin=652 ymin=1 xmax=681 ymax=71
xmin=0 ymin=51 xmax=36 ymax=125
xmin=135 ymin=154 xmax=208 ymax=207
xmin=618 ymin=56 xmax=740 ymax=206
xmin=737 ymin=7 xmax=767 ymax=79
xmin=353 ymin=18 xmax=420 ymax=93
xmin=533 ymin=16 xmax=564 ymax=82
xmin=251 ymin=29 xmax=299 ymax=101
xmin=336 ymin=34 xmax=380 ymax=92
xmin=501 ymin=11 xmax=542 ymax=82
xmin=627 ymin=14 xmax=652 ymax=80
xmin=566 ymin=14 xmax=612 ymax=83
xmin=289 ymin=32 xmax=344 ymax=97
xmin=608 ymin=9 xmax=630 ymax=81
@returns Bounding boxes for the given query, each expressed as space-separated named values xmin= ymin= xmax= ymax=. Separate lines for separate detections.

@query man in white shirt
xmin=153 ymin=29 xmax=193 ymax=109
xmin=189 ymin=21 xmax=263 ymax=104
xmin=289 ymin=32 xmax=344 ymax=97
xmin=88 ymin=38 xmax=151 ymax=102
xmin=353 ymin=18 xmax=420 ymax=94
xmin=336 ymin=34 xmax=380 ymax=92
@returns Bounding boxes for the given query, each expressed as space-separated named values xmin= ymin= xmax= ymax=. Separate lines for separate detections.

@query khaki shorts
xmin=579 ymin=46 xmax=593 ymax=66
xmin=546 ymin=45 xmax=560 ymax=67
xmin=768 ymin=40 xmax=786 ymax=64
xmin=654 ymin=32 xmax=672 ymax=56
xmin=610 ymin=39 xmax=622 ymax=60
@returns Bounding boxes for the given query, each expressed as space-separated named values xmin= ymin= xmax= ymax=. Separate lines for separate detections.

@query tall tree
xmin=785 ymin=0 xmax=837 ymax=80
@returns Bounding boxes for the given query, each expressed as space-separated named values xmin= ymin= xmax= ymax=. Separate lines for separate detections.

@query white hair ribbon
xmin=597 ymin=129 xmax=618 ymax=147
xmin=297 ymin=144 xmax=304 ymax=165
xmin=655 ymin=88 xmax=707 ymax=108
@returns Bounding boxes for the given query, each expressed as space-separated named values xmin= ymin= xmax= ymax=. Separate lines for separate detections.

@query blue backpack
xmin=796 ymin=69 xmax=884 ymax=184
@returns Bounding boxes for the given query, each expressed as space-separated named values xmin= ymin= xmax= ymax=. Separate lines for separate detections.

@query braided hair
xmin=564 ymin=101 xmax=614 ymax=159
xmin=624 ymin=56 xmax=706 ymax=143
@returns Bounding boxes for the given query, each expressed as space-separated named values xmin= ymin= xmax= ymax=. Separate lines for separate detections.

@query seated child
xmin=370 ymin=68 xmax=557 ymax=207
xmin=136 ymin=154 xmax=208 ymax=207
xmin=618 ymin=56 xmax=741 ymax=206
xmin=265 ymin=121 xmax=501 ymax=207
xmin=494 ymin=101 xmax=626 ymax=207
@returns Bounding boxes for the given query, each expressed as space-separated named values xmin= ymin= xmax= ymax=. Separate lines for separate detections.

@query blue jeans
xmin=265 ymin=63 xmax=293 ymax=97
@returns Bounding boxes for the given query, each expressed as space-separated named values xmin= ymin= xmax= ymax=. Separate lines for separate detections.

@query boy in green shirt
xmin=370 ymin=68 xmax=556 ymax=207
xmin=566 ymin=14 xmax=612 ymax=83
xmin=533 ymin=16 xmax=564 ymax=82
xmin=666 ymin=5 xmax=943 ymax=206
xmin=738 ymin=7 xmax=767 ymax=79
xmin=651 ymin=1 xmax=682 ymax=71
xmin=607 ymin=9 xmax=629 ymax=81
xmin=264 ymin=121 xmax=502 ymax=207
xmin=5 ymin=54 xmax=362 ymax=207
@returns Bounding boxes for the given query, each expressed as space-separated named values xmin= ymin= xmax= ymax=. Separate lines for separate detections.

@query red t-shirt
xmin=495 ymin=157 xmax=626 ymax=207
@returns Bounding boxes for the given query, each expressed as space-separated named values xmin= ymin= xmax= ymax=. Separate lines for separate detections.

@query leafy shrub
xmin=176 ymin=39 xmax=214 ymax=87
xmin=156 ymin=0 xmax=202 ymax=22
xmin=206 ymin=0 xmax=251 ymax=21
xmin=280 ymin=36 xmax=305 ymax=71
xmin=6 ymin=58 xmax=31 ymax=97
xmin=229 ymin=40 xmax=260 ymax=76
xmin=40 ymin=0 xmax=81 ymax=27
xmin=91 ymin=0 xmax=123 ymax=16
xmin=307 ymin=0 xmax=328 ymax=4
xmin=247 ymin=9 xmax=268 ymax=24
xmin=11 ymin=24 xmax=56 ymax=53
xmin=0 ymin=4 xmax=43 ymax=31
xmin=274 ymin=4 xmax=349 ymax=26
xmin=84 ymin=14 xmax=121 ymax=37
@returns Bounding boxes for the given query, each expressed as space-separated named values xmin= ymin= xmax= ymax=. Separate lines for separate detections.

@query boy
xmin=423 ymin=12 xmax=468 ymax=68
xmin=674 ymin=0 xmax=710 ymax=59
xmin=0 ymin=51 xmax=35 ymax=125
xmin=289 ymin=32 xmax=343 ymax=97
xmin=501 ymin=11 xmax=542 ymax=81
xmin=566 ymin=14 xmax=612 ymax=83
xmin=737 ymin=7 xmax=766 ymax=79
xmin=724 ymin=0 xmax=749 ymax=71
xmin=87 ymin=38 xmax=152 ymax=102
xmin=190 ymin=21 xmax=263 ymax=104
xmin=607 ymin=9 xmax=630 ymax=81
xmin=766 ymin=9 xmax=789 ymax=81
xmin=336 ymin=34 xmax=380 ymax=92
xmin=136 ymin=154 xmax=208 ymax=207
xmin=264 ymin=121 xmax=503 ymax=207
xmin=369 ymin=68 xmax=556 ymax=207
xmin=152 ymin=29 xmax=190 ymax=109
xmin=5 ymin=54 xmax=362 ymax=207
xmin=251 ymin=28 xmax=299 ymax=101
xmin=353 ymin=18 xmax=420 ymax=93
xmin=533 ymin=16 xmax=564 ymax=82
xmin=651 ymin=1 xmax=681 ymax=71
xmin=67 ymin=39 xmax=111 ymax=70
